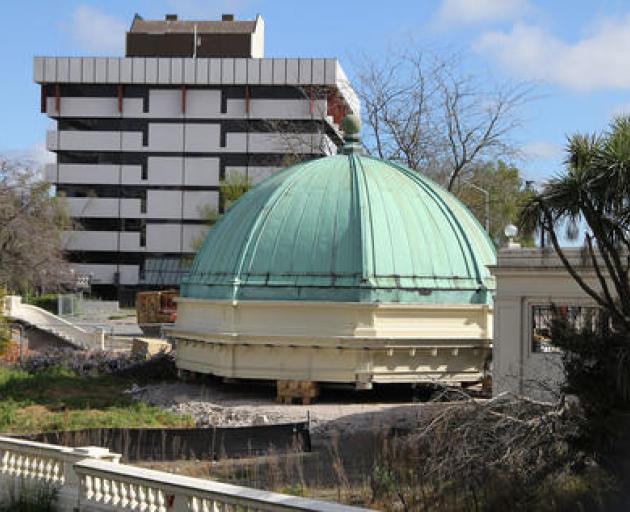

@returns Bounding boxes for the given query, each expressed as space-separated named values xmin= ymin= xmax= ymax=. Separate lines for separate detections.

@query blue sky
xmin=2 ymin=0 xmax=630 ymax=184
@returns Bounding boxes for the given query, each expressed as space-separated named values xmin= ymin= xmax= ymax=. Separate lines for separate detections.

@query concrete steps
xmin=3 ymin=296 xmax=104 ymax=350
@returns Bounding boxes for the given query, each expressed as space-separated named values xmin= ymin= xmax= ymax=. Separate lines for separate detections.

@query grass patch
xmin=0 ymin=365 xmax=193 ymax=434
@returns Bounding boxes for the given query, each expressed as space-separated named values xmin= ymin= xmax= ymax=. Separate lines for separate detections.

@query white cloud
xmin=69 ymin=6 xmax=127 ymax=54
xmin=522 ymin=141 xmax=563 ymax=160
xmin=434 ymin=0 xmax=530 ymax=27
xmin=3 ymin=143 xmax=54 ymax=178
xmin=8 ymin=143 xmax=55 ymax=166
xmin=475 ymin=15 xmax=630 ymax=91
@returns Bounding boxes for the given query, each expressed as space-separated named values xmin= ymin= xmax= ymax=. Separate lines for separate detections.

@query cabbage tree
xmin=520 ymin=116 xmax=630 ymax=332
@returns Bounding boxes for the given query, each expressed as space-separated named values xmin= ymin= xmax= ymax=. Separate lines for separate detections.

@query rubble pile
xmin=126 ymin=383 xmax=283 ymax=427
xmin=23 ymin=348 xmax=144 ymax=375
xmin=127 ymin=381 xmax=426 ymax=436
xmin=22 ymin=348 xmax=178 ymax=381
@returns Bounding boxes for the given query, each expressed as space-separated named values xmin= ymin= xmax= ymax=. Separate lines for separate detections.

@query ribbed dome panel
xmin=182 ymin=154 xmax=496 ymax=304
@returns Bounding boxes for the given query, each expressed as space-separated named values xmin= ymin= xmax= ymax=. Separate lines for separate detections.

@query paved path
xmin=60 ymin=309 xmax=143 ymax=337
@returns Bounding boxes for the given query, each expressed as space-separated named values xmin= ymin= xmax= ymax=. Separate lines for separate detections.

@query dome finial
xmin=341 ymin=113 xmax=363 ymax=154
xmin=343 ymin=114 xmax=361 ymax=139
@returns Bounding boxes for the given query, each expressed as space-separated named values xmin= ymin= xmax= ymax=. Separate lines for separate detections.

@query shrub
xmin=550 ymin=316 xmax=630 ymax=451
xmin=24 ymin=294 xmax=57 ymax=315
xmin=0 ymin=400 xmax=17 ymax=430
xmin=2 ymin=480 xmax=58 ymax=511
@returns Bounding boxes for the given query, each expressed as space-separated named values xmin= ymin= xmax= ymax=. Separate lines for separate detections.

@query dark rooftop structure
xmin=126 ymin=13 xmax=264 ymax=58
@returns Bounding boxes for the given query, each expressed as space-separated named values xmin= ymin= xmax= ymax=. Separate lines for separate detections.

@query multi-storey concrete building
xmin=35 ymin=14 xmax=359 ymax=303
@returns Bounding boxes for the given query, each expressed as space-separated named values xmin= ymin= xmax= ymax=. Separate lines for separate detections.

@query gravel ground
xmin=128 ymin=380 xmax=447 ymax=438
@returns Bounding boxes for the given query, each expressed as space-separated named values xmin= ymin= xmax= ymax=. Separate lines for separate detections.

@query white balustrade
xmin=0 ymin=436 xmax=120 ymax=510
xmin=0 ymin=436 xmax=370 ymax=512
xmin=0 ymin=447 xmax=64 ymax=483
xmin=75 ymin=458 xmax=369 ymax=512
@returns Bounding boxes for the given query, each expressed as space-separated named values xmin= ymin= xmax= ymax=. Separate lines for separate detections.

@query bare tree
xmin=0 ymin=157 xmax=72 ymax=294
xmin=353 ymin=48 xmax=532 ymax=190
xmin=377 ymin=392 xmax=605 ymax=511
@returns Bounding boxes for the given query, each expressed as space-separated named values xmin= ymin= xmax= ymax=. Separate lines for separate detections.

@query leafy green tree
xmin=220 ymin=171 xmax=253 ymax=211
xmin=191 ymin=171 xmax=253 ymax=251
xmin=454 ymin=160 xmax=534 ymax=246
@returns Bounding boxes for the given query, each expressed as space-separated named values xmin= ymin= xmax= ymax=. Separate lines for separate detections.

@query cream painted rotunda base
xmin=168 ymin=299 xmax=492 ymax=387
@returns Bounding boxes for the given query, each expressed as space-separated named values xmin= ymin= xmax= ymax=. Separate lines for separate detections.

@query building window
xmin=531 ymin=304 xmax=604 ymax=353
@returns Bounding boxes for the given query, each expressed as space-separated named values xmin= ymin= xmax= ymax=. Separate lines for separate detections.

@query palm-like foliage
xmin=519 ymin=116 xmax=630 ymax=331
xmin=520 ymin=134 xmax=598 ymax=238
xmin=521 ymin=116 xmax=630 ymax=453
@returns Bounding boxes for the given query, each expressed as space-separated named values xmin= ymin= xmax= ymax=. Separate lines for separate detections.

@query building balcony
xmin=63 ymin=230 xmax=118 ymax=251
xmin=228 ymin=132 xmax=335 ymax=154
xmin=63 ymin=192 xmax=218 ymax=221
xmin=46 ymin=130 xmax=143 ymax=152
xmin=146 ymin=190 xmax=218 ymax=220
xmin=223 ymin=99 xmax=328 ymax=120
xmin=65 ymin=197 xmax=142 ymax=218
xmin=63 ymin=230 xmax=144 ymax=252
xmin=48 ymin=164 xmax=144 ymax=186
xmin=50 ymin=161 xmax=221 ymax=187
xmin=71 ymin=263 xmax=139 ymax=285
xmin=44 ymin=94 xmax=336 ymax=124
xmin=62 ymin=221 xmax=210 ymax=257
xmin=45 ymin=97 xmax=144 ymax=118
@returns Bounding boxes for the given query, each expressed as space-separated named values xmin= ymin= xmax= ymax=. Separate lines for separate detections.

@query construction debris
xmin=132 ymin=337 xmax=172 ymax=359
xmin=276 ymin=380 xmax=320 ymax=405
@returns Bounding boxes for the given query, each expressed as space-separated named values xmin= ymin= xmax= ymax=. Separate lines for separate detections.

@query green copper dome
xmin=182 ymin=154 xmax=496 ymax=304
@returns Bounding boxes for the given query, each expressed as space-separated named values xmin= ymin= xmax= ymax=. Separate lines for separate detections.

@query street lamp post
xmin=465 ymin=183 xmax=490 ymax=233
